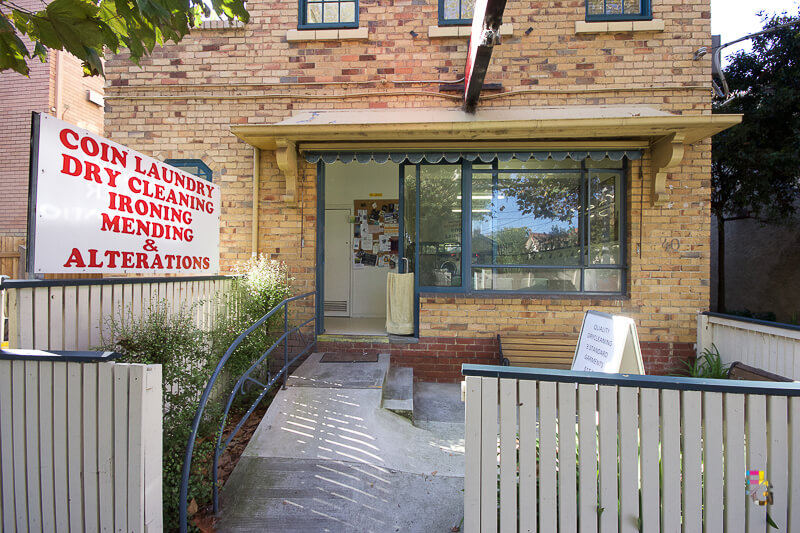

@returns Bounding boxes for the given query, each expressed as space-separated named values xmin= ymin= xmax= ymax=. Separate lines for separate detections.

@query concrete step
xmin=287 ymin=352 xmax=390 ymax=389
xmin=381 ymin=366 xmax=414 ymax=418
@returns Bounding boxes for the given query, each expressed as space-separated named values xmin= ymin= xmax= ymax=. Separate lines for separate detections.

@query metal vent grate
xmin=324 ymin=300 xmax=348 ymax=313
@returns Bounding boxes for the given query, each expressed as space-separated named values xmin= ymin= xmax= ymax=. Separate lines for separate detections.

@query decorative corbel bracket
xmin=650 ymin=132 xmax=685 ymax=206
xmin=275 ymin=139 xmax=298 ymax=207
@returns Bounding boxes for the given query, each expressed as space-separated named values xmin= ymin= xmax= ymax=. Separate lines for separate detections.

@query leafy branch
xmin=0 ymin=0 xmax=248 ymax=77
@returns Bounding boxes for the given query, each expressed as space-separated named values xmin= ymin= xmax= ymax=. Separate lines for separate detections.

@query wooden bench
xmin=727 ymin=361 xmax=793 ymax=382
xmin=497 ymin=333 xmax=578 ymax=369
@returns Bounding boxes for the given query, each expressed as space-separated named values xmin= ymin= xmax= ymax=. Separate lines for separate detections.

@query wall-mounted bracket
xmin=650 ymin=132 xmax=685 ymax=206
xmin=275 ymin=139 xmax=298 ymax=206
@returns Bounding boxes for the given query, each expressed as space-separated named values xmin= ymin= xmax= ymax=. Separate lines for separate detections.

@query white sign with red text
xmin=30 ymin=113 xmax=220 ymax=274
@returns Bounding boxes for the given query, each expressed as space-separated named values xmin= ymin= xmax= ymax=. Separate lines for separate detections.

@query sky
xmin=711 ymin=0 xmax=800 ymax=61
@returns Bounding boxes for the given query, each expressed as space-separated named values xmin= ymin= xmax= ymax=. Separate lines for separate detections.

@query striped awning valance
xmin=303 ymin=150 xmax=642 ymax=164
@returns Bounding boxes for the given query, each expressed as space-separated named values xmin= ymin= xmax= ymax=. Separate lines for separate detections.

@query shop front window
xmin=404 ymin=156 xmax=626 ymax=295
xmin=418 ymin=164 xmax=463 ymax=288
xmin=470 ymin=159 xmax=625 ymax=294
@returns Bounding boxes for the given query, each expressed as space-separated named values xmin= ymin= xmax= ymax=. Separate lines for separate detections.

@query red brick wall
xmin=103 ymin=0 xmax=715 ymax=371
xmin=0 ymin=2 xmax=104 ymax=241
xmin=316 ymin=337 xmax=694 ymax=382
xmin=0 ymin=4 xmax=51 ymax=238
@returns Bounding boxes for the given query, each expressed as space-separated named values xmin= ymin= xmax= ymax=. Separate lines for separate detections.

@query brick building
xmin=0 ymin=6 xmax=105 ymax=279
xmin=104 ymin=0 xmax=740 ymax=378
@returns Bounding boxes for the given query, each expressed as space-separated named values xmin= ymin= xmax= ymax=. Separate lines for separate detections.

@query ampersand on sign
xmin=143 ymin=239 xmax=158 ymax=252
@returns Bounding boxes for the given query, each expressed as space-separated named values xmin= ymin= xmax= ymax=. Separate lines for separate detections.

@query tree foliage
xmin=0 ymin=0 xmax=248 ymax=77
xmin=712 ymin=11 xmax=800 ymax=225
xmin=711 ymin=11 xmax=800 ymax=311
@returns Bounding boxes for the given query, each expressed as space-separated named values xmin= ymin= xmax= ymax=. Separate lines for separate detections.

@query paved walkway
xmin=217 ymin=353 xmax=466 ymax=533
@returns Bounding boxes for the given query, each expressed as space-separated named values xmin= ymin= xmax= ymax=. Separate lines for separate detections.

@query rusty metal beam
xmin=463 ymin=0 xmax=508 ymax=113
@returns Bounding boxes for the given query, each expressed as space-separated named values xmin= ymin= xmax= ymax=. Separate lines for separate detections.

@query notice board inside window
xmin=352 ymin=199 xmax=399 ymax=269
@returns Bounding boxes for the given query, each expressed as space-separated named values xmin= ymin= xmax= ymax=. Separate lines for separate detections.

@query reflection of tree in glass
xmin=419 ymin=166 xmax=462 ymax=244
xmin=499 ymin=173 xmax=581 ymax=222
xmin=587 ymin=175 xmax=619 ymax=264
xmin=494 ymin=227 xmax=528 ymax=264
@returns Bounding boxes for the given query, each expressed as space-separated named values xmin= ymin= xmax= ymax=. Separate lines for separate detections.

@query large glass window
xmin=418 ymin=164 xmax=463 ymax=288
xmin=439 ymin=0 xmax=474 ymax=25
xmin=299 ymin=0 xmax=358 ymax=29
xmin=586 ymin=0 xmax=650 ymax=21
xmin=470 ymin=159 xmax=624 ymax=293
xmin=404 ymin=157 xmax=626 ymax=295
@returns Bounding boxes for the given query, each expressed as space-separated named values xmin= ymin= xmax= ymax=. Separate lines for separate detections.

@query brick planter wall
xmin=316 ymin=337 xmax=695 ymax=382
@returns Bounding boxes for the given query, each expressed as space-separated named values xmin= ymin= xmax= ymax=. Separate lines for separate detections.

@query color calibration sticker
xmin=747 ymin=470 xmax=773 ymax=506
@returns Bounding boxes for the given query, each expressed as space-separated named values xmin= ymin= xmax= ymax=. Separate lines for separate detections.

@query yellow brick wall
xmin=104 ymin=0 xmax=715 ymax=368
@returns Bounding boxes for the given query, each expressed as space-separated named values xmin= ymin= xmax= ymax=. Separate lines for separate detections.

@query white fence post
xmin=0 ymin=359 xmax=162 ymax=532
xmin=698 ymin=312 xmax=800 ymax=379
xmin=697 ymin=312 xmax=710 ymax=357
xmin=464 ymin=366 xmax=800 ymax=532
xmin=2 ymin=276 xmax=233 ymax=352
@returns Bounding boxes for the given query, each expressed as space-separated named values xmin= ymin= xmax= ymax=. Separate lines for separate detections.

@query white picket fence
xmin=463 ymin=366 xmax=800 ymax=533
xmin=1 ymin=276 xmax=234 ymax=351
xmin=698 ymin=312 xmax=800 ymax=380
xmin=0 ymin=359 xmax=162 ymax=532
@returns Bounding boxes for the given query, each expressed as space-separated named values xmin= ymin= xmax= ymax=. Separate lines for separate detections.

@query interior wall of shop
xmin=325 ymin=161 xmax=399 ymax=318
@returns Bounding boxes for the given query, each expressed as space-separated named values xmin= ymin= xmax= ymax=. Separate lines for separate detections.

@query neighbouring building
xmin=104 ymin=0 xmax=740 ymax=379
xmin=0 ymin=1 xmax=105 ymax=279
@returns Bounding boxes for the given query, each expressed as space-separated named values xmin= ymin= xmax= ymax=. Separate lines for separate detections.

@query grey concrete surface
xmin=287 ymin=352 xmax=390 ymax=389
xmin=217 ymin=354 xmax=466 ymax=533
xmin=382 ymin=366 xmax=414 ymax=414
xmin=413 ymin=382 xmax=464 ymax=424
xmin=218 ymin=457 xmax=464 ymax=532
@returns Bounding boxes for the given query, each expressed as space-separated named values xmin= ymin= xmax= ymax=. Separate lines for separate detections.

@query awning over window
xmin=230 ymin=105 xmax=741 ymax=206
xmin=303 ymin=150 xmax=642 ymax=164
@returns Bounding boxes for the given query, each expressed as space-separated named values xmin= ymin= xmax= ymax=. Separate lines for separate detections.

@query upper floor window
xmin=439 ymin=0 xmax=474 ymax=25
xmin=586 ymin=0 xmax=651 ymax=21
xmin=299 ymin=0 xmax=358 ymax=29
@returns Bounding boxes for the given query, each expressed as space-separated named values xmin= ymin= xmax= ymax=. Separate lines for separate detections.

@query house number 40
xmin=661 ymin=238 xmax=680 ymax=252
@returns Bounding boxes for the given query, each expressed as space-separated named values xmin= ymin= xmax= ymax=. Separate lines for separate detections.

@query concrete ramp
xmin=217 ymin=353 xmax=465 ymax=533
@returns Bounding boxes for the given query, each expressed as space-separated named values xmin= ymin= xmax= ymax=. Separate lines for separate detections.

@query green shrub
xmin=210 ymin=255 xmax=293 ymax=379
xmin=102 ymin=300 xmax=217 ymax=531
xmin=683 ymin=344 xmax=730 ymax=379
xmin=98 ymin=256 xmax=293 ymax=531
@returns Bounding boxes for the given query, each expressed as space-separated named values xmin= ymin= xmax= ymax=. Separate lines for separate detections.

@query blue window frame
xmin=164 ymin=159 xmax=213 ymax=182
xmin=401 ymin=157 xmax=627 ymax=296
xmin=298 ymin=0 xmax=358 ymax=29
xmin=586 ymin=0 xmax=651 ymax=21
xmin=438 ymin=0 xmax=475 ymax=25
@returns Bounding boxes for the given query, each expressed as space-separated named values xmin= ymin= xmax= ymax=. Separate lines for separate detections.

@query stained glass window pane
xmin=323 ymin=3 xmax=339 ymax=23
xmin=623 ymin=0 xmax=641 ymax=14
xmin=461 ymin=0 xmax=476 ymax=19
xmin=587 ymin=0 xmax=604 ymax=15
xmin=306 ymin=2 xmax=322 ymax=23
xmin=443 ymin=0 xmax=460 ymax=20
xmin=340 ymin=2 xmax=356 ymax=22
xmin=605 ymin=0 xmax=623 ymax=15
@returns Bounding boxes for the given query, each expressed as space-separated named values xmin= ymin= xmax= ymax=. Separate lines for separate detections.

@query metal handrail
xmin=179 ymin=291 xmax=316 ymax=532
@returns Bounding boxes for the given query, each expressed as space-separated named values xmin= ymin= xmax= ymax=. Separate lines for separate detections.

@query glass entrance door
xmin=399 ymin=163 xmax=465 ymax=336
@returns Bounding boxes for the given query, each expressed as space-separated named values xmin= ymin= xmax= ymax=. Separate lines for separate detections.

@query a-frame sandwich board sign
xmin=571 ymin=310 xmax=645 ymax=374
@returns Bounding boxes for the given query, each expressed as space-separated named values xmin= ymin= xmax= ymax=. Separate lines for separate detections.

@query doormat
xmin=320 ymin=352 xmax=379 ymax=363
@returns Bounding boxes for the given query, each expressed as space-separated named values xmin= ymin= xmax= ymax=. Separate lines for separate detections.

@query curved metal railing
xmin=178 ymin=291 xmax=316 ymax=532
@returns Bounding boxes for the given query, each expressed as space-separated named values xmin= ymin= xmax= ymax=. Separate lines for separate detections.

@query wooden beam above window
xmin=231 ymin=107 xmax=741 ymax=206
